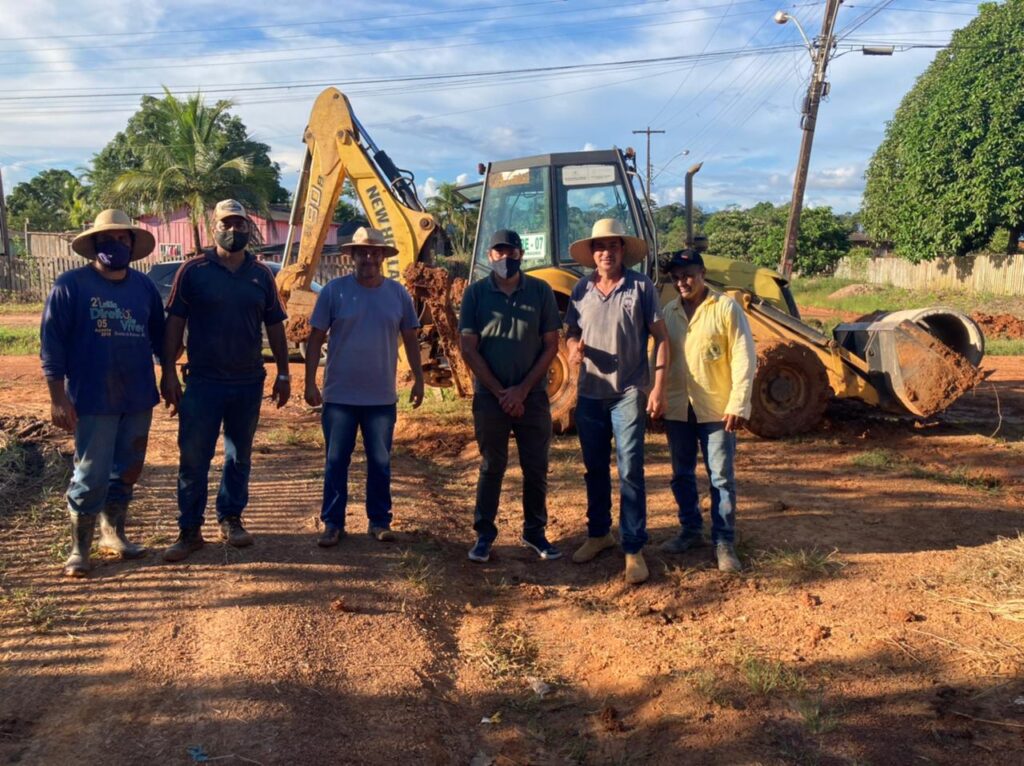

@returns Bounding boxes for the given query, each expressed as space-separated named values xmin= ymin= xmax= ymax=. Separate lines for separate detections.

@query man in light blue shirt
xmin=304 ymin=227 xmax=424 ymax=546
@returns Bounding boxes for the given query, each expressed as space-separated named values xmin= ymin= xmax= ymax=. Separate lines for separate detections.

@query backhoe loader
xmin=277 ymin=87 xmax=984 ymax=438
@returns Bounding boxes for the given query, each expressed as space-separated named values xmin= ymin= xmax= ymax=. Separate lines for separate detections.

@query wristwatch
xmin=277 ymin=374 xmax=291 ymax=381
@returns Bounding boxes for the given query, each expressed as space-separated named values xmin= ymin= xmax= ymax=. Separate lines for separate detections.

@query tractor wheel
xmin=548 ymin=335 xmax=578 ymax=435
xmin=747 ymin=340 xmax=831 ymax=438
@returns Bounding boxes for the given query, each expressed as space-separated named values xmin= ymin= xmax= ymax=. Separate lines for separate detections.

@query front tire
xmin=747 ymin=340 xmax=831 ymax=438
xmin=548 ymin=335 xmax=578 ymax=435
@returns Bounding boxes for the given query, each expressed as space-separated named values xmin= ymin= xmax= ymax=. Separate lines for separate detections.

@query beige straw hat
xmin=71 ymin=209 xmax=155 ymax=261
xmin=340 ymin=226 xmax=399 ymax=257
xmin=568 ymin=218 xmax=648 ymax=268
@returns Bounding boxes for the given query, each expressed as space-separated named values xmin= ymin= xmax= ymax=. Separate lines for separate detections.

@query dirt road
xmin=1 ymin=354 xmax=1023 ymax=765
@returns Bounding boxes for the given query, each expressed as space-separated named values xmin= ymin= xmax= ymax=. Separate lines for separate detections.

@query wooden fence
xmin=0 ymin=232 xmax=355 ymax=301
xmin=833 ymin=252 xmax=1024 ymax=295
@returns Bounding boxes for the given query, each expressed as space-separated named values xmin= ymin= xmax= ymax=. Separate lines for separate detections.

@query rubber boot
xmin=98 ymin=504 xmax=146 ymax=559
xmin=63 ymin=512 xmax=96 ymax=578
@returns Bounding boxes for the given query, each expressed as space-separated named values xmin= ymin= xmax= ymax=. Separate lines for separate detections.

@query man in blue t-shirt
xmin=41 ymin=209 xmax=165 ymax=577
xmin=160 ymin=199 xmax=290 ymax=562
xmin=303 ymin=226 xmax=424 ymax=547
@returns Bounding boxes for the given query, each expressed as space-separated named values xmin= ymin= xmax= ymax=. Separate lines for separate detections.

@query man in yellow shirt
xmin=660 ymin=249 xmax=755 ymax=572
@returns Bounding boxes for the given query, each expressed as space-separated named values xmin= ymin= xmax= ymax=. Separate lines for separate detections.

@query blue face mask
xmin=96 ymin=239 xmax=132 ymax=270
xmin=492 ymin=257 xmax=521 ymax=280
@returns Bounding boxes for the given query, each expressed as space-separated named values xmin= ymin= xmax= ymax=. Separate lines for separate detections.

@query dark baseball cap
xmin=488 ymin=229 xmax=523 ymax=250
xmin=665 ymin=249 xmax=705 ymax=270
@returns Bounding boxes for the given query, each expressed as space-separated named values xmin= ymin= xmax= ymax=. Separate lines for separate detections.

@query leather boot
xmin=163 ymin=527 xmax=205 ymax=562
xmin=98 ymin=504 xmax=146 ymax=559
xmin=63 ymin=512 xmax=96 ymax=578
xmin=624 ymin=552 xmax=649 ymax=585
xmin=572 ymin=533 xmax=617 ymax=564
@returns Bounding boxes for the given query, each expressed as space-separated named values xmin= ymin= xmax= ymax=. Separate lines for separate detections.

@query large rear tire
xmin=747 ymin=340 xmax=830 ymax=438
xmin=548 ymin=335 xmax=578 ymax=435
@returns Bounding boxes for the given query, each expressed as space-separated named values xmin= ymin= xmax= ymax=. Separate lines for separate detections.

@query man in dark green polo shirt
xmin=458 ymin=229 xmax=562 ymax=563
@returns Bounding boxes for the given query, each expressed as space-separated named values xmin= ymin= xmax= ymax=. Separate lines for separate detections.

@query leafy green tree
xmin=6 ymin=169 xmax=96 ymax=232
xmin=427 ymin=181 xmax=478 ymax=258
xmin=107 ymin=89 xmax=282 ymax=253
xmin=652 ymin=202 xmax=705 ymax=252
xmin=704 ymin=202 xmax=850 ymax=276
xmin=862 ymin=0 xmax=1024 ymax=261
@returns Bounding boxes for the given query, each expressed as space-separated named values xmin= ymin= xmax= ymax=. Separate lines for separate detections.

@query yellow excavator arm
xmin=276 ymin=87 xmax=439 ymax=317
xmin=275 ymin=87 xmax=472 ymax=394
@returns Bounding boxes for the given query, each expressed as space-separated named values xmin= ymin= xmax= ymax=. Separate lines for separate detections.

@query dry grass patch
xmin=949 ymin=533 xmax=1024 ymax=622
xmin=470 ymin=621 xmax=541 ymax=682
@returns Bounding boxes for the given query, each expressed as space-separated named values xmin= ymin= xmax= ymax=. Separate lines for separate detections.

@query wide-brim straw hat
xmin=71 ymin=209 xmax=155 ymax=261
xmin=568 ymin=218 xmax=648 ymax=268
xmin=340 ymin=226 xmax=399 ymax=257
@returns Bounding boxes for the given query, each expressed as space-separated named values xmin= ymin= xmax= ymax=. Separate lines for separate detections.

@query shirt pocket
xmin=701 ymin=332 xmax=726 ymax=363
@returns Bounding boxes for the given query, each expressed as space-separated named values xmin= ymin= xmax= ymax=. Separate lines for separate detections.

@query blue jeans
xmin=320 ymin=402 xmax=397 ymax=530
xmin=67 ymin=410 xmax=153 ymax=516
xmin=575 ymin=390 xmax=648 ymax=554
xmin=665 ymin=417 xmax=737 ymax=544
xmin=176 ymin=376 xmax=264 ymax=529
xmin=472 ymin=389 xmax=551 ymax=542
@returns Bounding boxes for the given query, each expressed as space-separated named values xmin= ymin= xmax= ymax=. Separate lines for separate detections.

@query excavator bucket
xmin=834 ymin=311 xmax=984 ymax=418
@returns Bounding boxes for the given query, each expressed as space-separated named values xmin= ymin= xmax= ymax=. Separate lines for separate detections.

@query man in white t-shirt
xmin=303 ymin=227 xmax=424 ymax=546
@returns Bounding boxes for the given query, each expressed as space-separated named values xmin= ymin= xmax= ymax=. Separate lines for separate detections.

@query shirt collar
xmin=487 ymin=272 xmax=525 ymax=293
xmin=204 ymin=249 xmax=253 ymax=271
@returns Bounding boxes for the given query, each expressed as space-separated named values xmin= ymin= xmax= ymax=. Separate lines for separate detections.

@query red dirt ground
xmin=1 ymin=353 xmax=1023 ymax=765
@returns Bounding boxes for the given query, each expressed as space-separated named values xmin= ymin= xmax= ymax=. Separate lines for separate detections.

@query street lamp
xmin=650 ymin=148 xmax=690 ymax=183
xmin=774 ymin=10 xmax=812 ymax=51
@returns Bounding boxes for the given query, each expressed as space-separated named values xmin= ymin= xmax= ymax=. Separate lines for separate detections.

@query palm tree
xmin=427 ymin=181 xmax=477 ymax=258
xmin=112 ymin=88 xmax=273 ymax=254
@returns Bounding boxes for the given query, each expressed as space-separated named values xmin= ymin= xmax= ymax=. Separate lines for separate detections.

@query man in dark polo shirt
xmin=458 ymin=229 xmax=562 ymax=563
xmin=159 ymin=199 xmax=291 ymax=561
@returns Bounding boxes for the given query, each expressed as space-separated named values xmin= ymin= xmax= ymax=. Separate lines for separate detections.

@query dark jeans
xmin=320 ymin=402 xmax=397 ymax=530
xmin=67 ymin=410 xmax=153 ymax=516
xmin=176 ymin=376 xmax=263 ymax=530
xmin=575 ymin=390 xmax=648 ymax=554
xmin=472 ymin=389 xmax=552 ymax=542
xmin=665 ymin=417 xmax=738 ymax=544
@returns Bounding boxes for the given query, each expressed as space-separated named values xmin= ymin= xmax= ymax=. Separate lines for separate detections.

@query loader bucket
xmin=834 ymin=308 xmax=984 ymax=418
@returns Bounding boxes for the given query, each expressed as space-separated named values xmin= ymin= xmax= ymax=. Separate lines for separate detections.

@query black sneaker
xmin=521 ymin=533 xmax=562 ymax=561
xmin=468 ymin=537 xmax=492 ymax=563
xmin=660 ymin=531 xmax=706 ymax=554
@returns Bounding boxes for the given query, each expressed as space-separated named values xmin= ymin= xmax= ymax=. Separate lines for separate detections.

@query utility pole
xmin=778 ymin=0 xmax=843 ymax=279
xmin=632 ymin=127 xmax=665 ymax=207
xmin=0 ymin=167 xmax=13 ymax=291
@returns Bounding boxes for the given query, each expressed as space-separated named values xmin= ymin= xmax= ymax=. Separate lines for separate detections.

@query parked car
xmin=145 ymin=259 xmax=324 ymax=361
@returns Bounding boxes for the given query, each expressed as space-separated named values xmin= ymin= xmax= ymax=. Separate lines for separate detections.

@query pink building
xmin=135 ymin=205 xmax=340 ymax=260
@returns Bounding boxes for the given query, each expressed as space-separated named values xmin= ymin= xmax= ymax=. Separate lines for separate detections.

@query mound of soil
xmin=828 ymin=283 xmax=880 ymax=300
xmin=972 ymin=312 xmax=1024 ymax=340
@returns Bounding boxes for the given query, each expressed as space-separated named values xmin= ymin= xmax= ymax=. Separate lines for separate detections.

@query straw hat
xmin=71 ymin=209 xmax=156 ymax=261
xmin=340 ymin=226 xmax=398 ymax=257
xmin=568 ymin=218 xmax=648 ymax=268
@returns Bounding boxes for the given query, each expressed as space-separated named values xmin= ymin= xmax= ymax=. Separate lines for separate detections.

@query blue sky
xmin=0 ymin=0 xmax=988 ymax=214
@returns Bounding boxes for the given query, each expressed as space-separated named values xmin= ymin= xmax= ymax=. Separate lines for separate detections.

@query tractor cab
xmin=470 ymin=149 xmax=655 ymax=298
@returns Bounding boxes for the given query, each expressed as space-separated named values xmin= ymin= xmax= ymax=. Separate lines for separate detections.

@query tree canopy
xmin=862 ymin=0 xmax=1024 ymax=261
xmin=6 ymin=169 xmax=93 ymax=233
xmin=105 ymin=89 xmax=286 ymax=253
xmin=703 ymin=202 xmax=850 ymax=276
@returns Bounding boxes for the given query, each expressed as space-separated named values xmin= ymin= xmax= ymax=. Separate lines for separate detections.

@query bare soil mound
xmin=827 ymin=283 xmax=880 ymax=300
xmin=972 ymin=311 xmax=1024 ymax=340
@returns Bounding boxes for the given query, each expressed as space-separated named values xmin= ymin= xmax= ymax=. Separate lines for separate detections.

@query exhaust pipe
xmin=684 ymin=162 xmax=703 ymax=248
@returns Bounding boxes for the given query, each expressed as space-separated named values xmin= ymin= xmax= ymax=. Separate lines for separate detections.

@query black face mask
xmin=492 ymin=257 xmax=521 ymax=279
xmin=215 ymin=229 xmax=250 ymax=253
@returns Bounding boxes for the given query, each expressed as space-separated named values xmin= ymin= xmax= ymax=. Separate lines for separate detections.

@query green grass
xmin=0 ymin=326 xmax=39 ymax=355
xmin=0 ymin=302 xmax=43 ymax=315
xmin=737 ymin=655 xmax=806 ymax=696
xmin=396 ymin=383 xmax=471 ymax=421
xmin=851 ymin=450 xmax=1002 ymax=493
xmin=791 ymin=276 xmax=1024 ymax=319
xmin=755 ymin=547 xmax=847 ymax=585
xmin=986 ymin=338 xmax=1024 ymax=356
xmin=794 ymin=694 xmax=840 ymax=735
xmin=3 ymin=587 xmax=62 ymax=632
